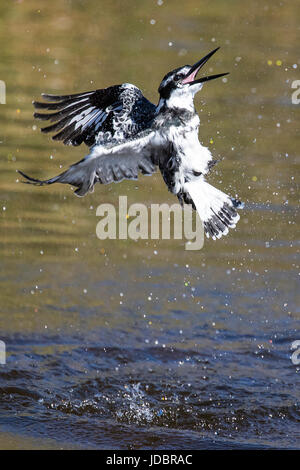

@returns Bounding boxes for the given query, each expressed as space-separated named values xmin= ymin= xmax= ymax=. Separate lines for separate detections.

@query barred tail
xmin=184 ymin=177 xmax=243 ymax=240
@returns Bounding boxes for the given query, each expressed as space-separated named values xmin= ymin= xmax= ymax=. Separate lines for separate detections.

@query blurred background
xmin=0 ymin=0 xmax=299 ymax=449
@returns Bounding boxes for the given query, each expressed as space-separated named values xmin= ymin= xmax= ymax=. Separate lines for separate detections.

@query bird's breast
xmin=171 ymin=129 xmax=212 ymax=177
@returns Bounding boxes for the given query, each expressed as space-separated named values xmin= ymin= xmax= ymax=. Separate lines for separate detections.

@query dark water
xmin=0 ymin=0 xmax=299 ymax=449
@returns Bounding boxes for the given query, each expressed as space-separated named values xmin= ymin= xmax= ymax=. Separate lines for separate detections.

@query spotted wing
xmin=33 ymin=84 xmax=156 ymax=147
xmin=18 ymin=129 xmax=164 ymax=196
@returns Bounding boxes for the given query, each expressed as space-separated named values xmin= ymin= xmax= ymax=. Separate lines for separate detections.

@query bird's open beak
xmin=181 ymin=47 xmax=229 ymax=85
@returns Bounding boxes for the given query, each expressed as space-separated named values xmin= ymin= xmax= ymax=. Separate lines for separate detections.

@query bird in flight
xmin=19 ymin=47 xmax=242 ymax=240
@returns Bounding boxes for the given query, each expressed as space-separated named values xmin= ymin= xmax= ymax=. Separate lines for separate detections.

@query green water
xmin=0 ymin=0 xmax=299 ymax=450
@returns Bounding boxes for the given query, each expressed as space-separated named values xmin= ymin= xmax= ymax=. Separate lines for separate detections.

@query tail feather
xmin=184 ymin=177 xmax=242 ymax=240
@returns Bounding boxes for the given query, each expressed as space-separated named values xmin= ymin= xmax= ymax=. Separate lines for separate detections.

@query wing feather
xmin=33 ymin=85 xmax=156 ymax=147
xmin=18 ymin=130 xmax=161 ymax=196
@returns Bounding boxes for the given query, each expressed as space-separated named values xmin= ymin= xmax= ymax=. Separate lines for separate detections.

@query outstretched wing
xmin=18 ymin=129 xmax=164 ymax=196
xmin=33 ymin=84 xmax=156 ymax=147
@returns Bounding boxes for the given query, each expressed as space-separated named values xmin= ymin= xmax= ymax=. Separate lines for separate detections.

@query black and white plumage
xmin=19 ymin=48 xmax=242 ymax=240
xmin=32 ymin=84 xmax=156 ymax=147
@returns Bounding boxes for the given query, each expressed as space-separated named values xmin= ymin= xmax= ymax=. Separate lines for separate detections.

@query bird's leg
xmin=177 ymin=190 xmax=185 ymax=207
xmin=176 ymin=188 xmax=196 ymax=210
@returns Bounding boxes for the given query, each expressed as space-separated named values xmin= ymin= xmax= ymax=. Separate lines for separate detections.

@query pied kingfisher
xmin=19 ymin=47 xmax=242 ymax=240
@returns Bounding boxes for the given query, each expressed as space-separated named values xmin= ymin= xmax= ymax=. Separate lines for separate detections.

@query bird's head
xmin=158 ymin=47 xmax=228 ymax=110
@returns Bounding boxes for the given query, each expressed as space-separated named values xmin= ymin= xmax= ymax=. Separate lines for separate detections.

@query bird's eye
xmin=174 ymin=74 xmax=181 ymax=81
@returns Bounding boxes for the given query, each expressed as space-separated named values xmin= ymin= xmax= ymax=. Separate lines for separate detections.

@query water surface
xmin=0 ymin=0 xmax=299 ymax=449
